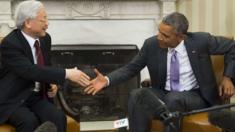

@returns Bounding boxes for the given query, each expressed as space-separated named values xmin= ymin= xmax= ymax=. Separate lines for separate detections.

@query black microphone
xmin=34 ymin=121 xmax=57 ymax=132
xmin=208 ymin=109 xmax=235 ymax=132
xmin=135 ymin=88 xmax=176 ymax=128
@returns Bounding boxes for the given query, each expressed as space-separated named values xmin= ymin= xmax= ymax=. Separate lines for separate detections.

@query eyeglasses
xmin=30 ymin=17 xmax=48 ymax=24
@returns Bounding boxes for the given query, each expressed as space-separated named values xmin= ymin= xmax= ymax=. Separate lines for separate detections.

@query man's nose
xmin=45 ymin=21 xmax=49 ymax=26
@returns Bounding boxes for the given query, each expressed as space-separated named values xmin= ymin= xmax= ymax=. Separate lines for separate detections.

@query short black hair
xmin=162 ymin=12 xmax=189 ymax=34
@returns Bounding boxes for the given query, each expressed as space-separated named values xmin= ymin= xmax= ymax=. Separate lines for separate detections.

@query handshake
xmin=65 ymin=68 xmax=108 ymax=95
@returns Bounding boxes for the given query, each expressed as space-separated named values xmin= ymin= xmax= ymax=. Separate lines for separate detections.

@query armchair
xmin=142 ymin=55 xmax=226 ymax=132
xmin=142 ymin=36 xmax=234 ymax=132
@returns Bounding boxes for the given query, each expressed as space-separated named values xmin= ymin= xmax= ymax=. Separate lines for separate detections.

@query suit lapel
xmin=39 ymin=39 xmax=49 ymax=65
xmin=158 ymin=47 xmax=167 ymax=88
xmin=16 ymin=30 xmax=34 ymax=64
xmin=184 ymin=37 xmax=201 ymax=82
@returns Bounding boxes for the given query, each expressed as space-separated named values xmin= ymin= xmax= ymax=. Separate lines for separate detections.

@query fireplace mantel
xmin=0 ymin=0 xmax=177 ymax=38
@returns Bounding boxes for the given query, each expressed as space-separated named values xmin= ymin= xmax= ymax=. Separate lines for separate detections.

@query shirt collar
xmin=168 ymin=40 xmax=185 ymax=55
xmin=21 ymin=31 xmax=40 ymax=49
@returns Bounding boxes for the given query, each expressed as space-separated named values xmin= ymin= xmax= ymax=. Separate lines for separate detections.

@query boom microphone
xmin=135 ymin=88 xmax=235 ymax=132
xmin=208 ymin=109 xmax=235 ymax=132
xmin=34 ymin=121 xmax=57 ymax=132
xmin=135 ymin=88 xmax=176 ymax=127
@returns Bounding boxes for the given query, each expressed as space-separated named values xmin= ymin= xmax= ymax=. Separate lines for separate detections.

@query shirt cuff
xmin=105 ymin=76 xmax=110 ymax=86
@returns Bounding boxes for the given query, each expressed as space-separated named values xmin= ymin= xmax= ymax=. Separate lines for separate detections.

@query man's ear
xmin=179 ymin=34 xmax=187 ymax=40
xmin=183 ymin=34 xmax=187 ymax=39
xmin=24 ymin=19 xmax=32 ymax=29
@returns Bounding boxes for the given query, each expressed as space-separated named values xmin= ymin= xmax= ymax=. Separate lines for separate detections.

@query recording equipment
xmin=135 ymin=88 xmax=235 ymax=131
xmin=208 ymin=109 xmax=235 ymax=132
xmin=34 ymin=121 xmax=57 ymax=132
xmin=182 ymin=103 xmax=235 ymax=116
xmin=135 ymin=88 xmax=177 ymax=128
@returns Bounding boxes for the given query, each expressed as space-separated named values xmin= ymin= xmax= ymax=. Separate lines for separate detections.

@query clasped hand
xmin=66 ymin=67 xmax=107 ymax=95
xmin=83 ymin=69 xmax=108 ymax=95
xmin=66 ymin=67 xmax=91 ymax=87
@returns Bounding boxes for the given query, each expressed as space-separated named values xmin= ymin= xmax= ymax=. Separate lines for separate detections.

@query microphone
xmin=135 ymin=88 xmax=177 ymax=128
xmin=135 ymin=88 xmax=235 ymax=131
xmin=208 ymin=109 xmax=235 ymax=132
xmin=34 ymin=121 xmax=57 ymax=132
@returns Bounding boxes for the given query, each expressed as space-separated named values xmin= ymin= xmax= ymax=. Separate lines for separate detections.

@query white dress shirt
xmin=165 ymin=40 xmax=199 ymax=91
xmin=21 ymin=31 xmax=41 ymax=91
xmin=21 ymin=31 xmax=40 ymax=64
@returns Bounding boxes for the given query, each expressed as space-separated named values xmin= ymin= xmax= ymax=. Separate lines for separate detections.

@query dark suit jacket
xmin=107 ymin=32 xmax=235 ymax=106
xmin=0 ymin=29 xmax=65 ymax=123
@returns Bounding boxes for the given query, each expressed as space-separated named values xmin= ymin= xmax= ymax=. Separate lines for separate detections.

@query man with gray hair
xmin=0 ymin=0 xmax=91 ymax=132
xmin=84 ymin=12 xmax=235 ymax=132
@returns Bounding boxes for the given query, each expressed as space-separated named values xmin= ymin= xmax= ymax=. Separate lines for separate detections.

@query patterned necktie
xmin=170 ymin=49 xmax=180 ymax=91
xmin=34 ymin=40 xmax=47 ymax=98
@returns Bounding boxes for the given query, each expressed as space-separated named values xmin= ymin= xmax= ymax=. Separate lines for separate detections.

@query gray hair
xmin=14 ymin=0 xmax=43 ymax=29
xmin=162 ymin=12 xmax=189 ymax=34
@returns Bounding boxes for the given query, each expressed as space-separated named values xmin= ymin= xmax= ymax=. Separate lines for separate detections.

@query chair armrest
xmin=57 ymin=89 xmax=79 ymax=122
